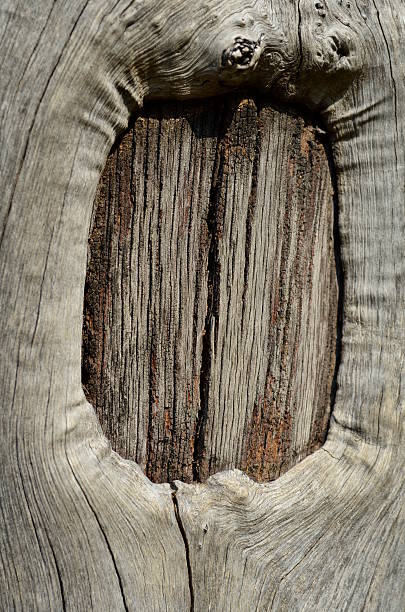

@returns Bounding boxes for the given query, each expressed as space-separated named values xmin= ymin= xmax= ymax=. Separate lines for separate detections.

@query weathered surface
xmin=83 ymin=97 xmax=338 ymax=484
xmin=176 ymin=2 xmax=405 ymax=609
xmin=1 ymin=0 xmax=405 ymax=610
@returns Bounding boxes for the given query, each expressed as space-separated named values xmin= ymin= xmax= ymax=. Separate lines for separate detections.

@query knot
xmin=221 ymin=34 xmax=264 ymax=71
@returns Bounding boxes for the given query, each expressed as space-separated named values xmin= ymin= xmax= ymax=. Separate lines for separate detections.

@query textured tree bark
xmin=1 ymin=1 xmax=404 ymax=610
xmin=82 ymin=97 xmax=339 ymax=485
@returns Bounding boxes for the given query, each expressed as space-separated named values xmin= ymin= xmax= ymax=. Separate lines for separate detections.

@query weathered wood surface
xmin=83 ymin=97 xmax=338 ymax=484
xmin=1 ymin=0 xmax=405 ymax=610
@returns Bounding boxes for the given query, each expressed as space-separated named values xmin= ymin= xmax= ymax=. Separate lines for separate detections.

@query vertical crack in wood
xmin=241 ymin=99 xmax=260 ymax=332
xmin=66 ymin=447 xmax=129 ymax=612
xmin=192 ymin=108 xmax=228 ymax=482
xmin=324 ymin=131 xmax=344 ymax=419
xmin=145 ymin=114 xmax=161 ymax=480
xmin=170 ymin=483 xmax=194 ymax=611
xmin=47 ymin=539 xmax=67 ymax=612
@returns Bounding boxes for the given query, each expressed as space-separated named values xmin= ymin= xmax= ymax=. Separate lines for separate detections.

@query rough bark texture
xmin=1 ymin=0 xmax=405 ymax=610
xmin=82 ymin=97 xmax=338 ymax=484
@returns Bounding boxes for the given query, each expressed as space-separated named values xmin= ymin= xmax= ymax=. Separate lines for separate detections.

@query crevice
xmin=30 ymin=225 xmax=55 ymax=348
xmin=241 ymin=100 xmax=260 ymax=329
xmin=323 ymin=131 xmax=344 ymax=421
xmin=47 ymin=538 xmax=67 ymax=611
xmin=145 ymin=335 xmax=157 ymax=480
xmin=145 ymin=119 xmax=161 ymax=480
xmin=322 ymin=446 xmax=338 ymax=461
xmin=170 ymin=483 xmax=194 ymax=612
xmin=192 ymin=108 xmax=229 ymax=482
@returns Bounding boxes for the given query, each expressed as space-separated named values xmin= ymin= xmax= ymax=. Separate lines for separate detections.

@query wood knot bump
xmin=221 ymin=34 xmax=264 ymax=70
xmin=315 ymin=2 xmax=327 ymax=18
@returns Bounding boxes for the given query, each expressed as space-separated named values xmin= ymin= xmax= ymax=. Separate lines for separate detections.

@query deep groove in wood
xmin=171 ymin=483 xmax=194 ymax=611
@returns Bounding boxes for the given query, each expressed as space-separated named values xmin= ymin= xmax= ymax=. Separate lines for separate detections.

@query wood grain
xmin=83 ymin=97 xmax=338 ymax=484
xmin=1 ymin=0 xmax=404 ymax=609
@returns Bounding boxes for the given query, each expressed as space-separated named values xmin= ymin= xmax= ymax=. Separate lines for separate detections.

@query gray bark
xmin=1 ymin=1 xmax=404 ymax=610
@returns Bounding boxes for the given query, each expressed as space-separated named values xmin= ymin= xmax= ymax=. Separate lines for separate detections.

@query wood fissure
xmin=171 ymin=484 xmax=195 ymax=612
xmin=192 ymin=105 xmax=226 ymax=483
xmin=326 ymin=132 xmax=345 ymax=419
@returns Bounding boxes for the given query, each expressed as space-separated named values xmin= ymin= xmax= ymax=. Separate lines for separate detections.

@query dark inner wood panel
xmin=82 ymin=96 xmax=338 ymax=484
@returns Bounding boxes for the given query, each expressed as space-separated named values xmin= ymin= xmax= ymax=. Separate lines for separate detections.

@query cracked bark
xmin=1 ymin=0 xmax=405 ymax=610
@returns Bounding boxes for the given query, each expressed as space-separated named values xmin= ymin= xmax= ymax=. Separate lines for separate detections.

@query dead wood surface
xmin=83 ymin=97 xmax=338 ymax=484
xmin=1 ymin=1 xmax=405 ymax=610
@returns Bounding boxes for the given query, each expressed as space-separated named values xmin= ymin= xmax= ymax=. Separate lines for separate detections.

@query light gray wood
xmin=1 ymin=1 xmax=404 ymax=610
xmin=83 ymin=98 xmax=337 ymax=484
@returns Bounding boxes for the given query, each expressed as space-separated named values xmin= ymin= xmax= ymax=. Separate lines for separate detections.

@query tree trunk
xmin=1 ymin=1 xmax=405 ymax=610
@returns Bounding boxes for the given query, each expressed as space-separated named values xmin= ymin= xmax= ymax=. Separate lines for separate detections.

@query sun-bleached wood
xmin=1 ymin=0 xmax=404 ymax=610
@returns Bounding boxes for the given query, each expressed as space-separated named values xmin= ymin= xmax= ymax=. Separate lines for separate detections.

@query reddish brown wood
xmin=82 ymin=96 xmax=338 ymax=484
